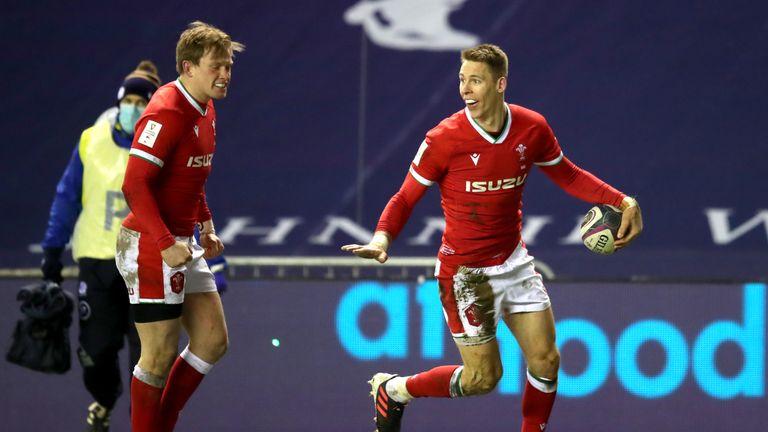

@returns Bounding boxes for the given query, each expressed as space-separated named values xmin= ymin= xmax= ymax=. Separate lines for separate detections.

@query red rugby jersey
xmin=406 ymin=104 xmax=562 ymax=267
xmin=377 ymin=104 xmax=625 ymax=267
xmin=122 ymin=79 xmax=216 ymax=250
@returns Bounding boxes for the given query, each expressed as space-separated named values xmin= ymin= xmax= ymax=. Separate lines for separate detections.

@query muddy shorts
xmin=115 ymin=227 xmax=216 ymax=305
xmin=435 ymin=242 xmax=550 ymax=346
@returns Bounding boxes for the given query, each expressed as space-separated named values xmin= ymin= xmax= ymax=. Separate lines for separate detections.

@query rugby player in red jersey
xmin=343 ymin=44 xmax=643 ymax=432
xmin=115 ymin=21 xmax=244 ymax=432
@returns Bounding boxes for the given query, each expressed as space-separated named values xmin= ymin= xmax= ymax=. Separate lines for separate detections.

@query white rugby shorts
xmin=435 ymin=242 xmax=551 ymax=346
xmin=115 ymin=227 xmax=216 ymax=304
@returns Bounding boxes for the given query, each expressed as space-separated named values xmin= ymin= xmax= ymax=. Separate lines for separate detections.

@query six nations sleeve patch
xmin=138 ymin=120 xmax=163 ymax=148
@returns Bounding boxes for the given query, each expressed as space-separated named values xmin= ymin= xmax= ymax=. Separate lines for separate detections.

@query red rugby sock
xmin=404 ymin=365 xmax=461 ymax=398
xmin=131 ymin=375 xmax=164 ymax=432
xmin=521 ymin=379 xmax=557 ymax=431
xmin=160 ymin=348 xmax=211 ymax=431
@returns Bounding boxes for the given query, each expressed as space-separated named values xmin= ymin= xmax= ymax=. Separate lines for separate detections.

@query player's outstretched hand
xmin=341 ymin=243 xmax=389 ymax=263
xmin=200 ymin=232 xmax=225 ymax=259
xmin=615 ymin=198 xmax=643 ymax=250
xmin=162 ymin=241 xmax=194 ymax=267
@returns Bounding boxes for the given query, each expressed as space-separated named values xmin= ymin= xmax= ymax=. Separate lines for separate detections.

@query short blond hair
xmin=461 ymin=44 xmax=508 ymax=79
xmin=176 ymin=21 xmax=245 ymax=74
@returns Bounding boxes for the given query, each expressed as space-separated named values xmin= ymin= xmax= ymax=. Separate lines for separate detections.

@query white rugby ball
xmin=580 ymin=204 xmax=623 ymax=255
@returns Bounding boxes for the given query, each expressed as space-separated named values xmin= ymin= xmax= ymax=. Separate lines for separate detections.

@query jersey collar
xmin=174 ymin=78 xmax=208 ymax=116
xmin=464 ymin=103 xmax=511 ymax=144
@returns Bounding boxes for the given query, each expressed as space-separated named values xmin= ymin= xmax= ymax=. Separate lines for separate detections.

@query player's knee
xmin=462 ymin=364 xmax=503 ymax=395
xmin=197 ymin=332 xmax=229 ymax=363
xmin=469 ymin=374 xmax=502 ymax=395
xmin=211 ymin=334 xmax=229 ymax=360
xmin=139 ymin=346 xmax=178 ymax=375
xmin=529 ymin=346 xmax=560 ymax=377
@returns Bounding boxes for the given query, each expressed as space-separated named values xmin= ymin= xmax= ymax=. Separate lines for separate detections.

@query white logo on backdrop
xmin=344 ymin=0 xmax=479 ymax=51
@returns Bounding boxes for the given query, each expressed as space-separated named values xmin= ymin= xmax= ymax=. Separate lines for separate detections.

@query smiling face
xmin=174 ymin=21 xmax=244 ymax=106
xmin=459 ymin=60 xmax=506 ymax=123
xmin=183 ymin=48 xmax=234 ymax=103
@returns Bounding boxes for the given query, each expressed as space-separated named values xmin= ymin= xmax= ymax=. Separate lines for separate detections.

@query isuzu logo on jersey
xmin=187 ymin=153 xmax=213 ymax=168
xmin=465 ymin=174 xmax=527 ymax=192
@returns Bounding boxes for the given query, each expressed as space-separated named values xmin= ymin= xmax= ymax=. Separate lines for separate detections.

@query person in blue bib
xmin=39 ymin=60 xmax=227 ymax=432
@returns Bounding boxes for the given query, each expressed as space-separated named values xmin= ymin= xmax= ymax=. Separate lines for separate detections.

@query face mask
xmin=118 ymin=103 xmax=145 ymax=135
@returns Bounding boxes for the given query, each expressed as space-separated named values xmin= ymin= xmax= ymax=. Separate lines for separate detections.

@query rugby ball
xmin=580 ymin=204 xmax=623 ymax=255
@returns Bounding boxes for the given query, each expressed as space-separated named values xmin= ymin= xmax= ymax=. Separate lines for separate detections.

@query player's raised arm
xmin=342 ymin=231 xmax=392 ymax=263
xmin=539 ymin=156 xmax=643 ymax=249
xmin=342 ymin=172 xmax=429 ymax=262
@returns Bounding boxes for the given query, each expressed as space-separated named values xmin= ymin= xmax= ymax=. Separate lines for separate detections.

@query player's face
xmin=459 ymin=61 xmax=505 ymax=118
xmin=192 ymin=49 xmax=234 ymax=101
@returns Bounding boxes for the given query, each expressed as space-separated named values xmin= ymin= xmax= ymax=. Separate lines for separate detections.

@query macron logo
xmin=540 ymin=423 xmax=547 ymax=430
xmin=470 ymin=153 xmax=480 ymax=166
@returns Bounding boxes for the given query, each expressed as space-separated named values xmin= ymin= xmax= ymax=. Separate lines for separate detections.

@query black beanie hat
xmin=116 ymin=60 xmax=161 ymax=105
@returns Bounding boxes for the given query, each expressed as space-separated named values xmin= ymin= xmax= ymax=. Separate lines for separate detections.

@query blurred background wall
xmin=1 ymin=1 xmax=765 ymax=430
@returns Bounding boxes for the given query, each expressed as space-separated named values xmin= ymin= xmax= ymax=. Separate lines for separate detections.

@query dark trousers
xmin=77 ymin=258 xmax=140 ymax=410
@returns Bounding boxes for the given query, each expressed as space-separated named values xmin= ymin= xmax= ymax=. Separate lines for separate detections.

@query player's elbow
xmin=121 ymin=172 xmax=151 ymax=208
xmin=121 ymin=181 xmax=136 ymax=207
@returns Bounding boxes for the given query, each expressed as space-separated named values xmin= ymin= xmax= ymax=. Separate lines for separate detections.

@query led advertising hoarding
xmin=2 ymin=279 xmax=764 ymax=431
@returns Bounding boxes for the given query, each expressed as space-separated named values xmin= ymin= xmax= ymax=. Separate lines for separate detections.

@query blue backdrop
xmin=3 ymin=1 xmax=766 ymax=279
xmin=2 ymin=3 xmax=766 ymax=430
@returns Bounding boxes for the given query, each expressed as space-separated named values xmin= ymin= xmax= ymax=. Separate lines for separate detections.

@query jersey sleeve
xmin=122 ymin=109 xmax=187 ymax=250
xmin=408 ymin=132 xmax=450 ymax=187
xmin=128 ymin=110 xmax=185 ymax=168
xmin=42 ymin=142 xmax=84 ymax=249
xmin=375 ymin=173 xmax=429 ymax=240
xmin=539 ymin=157 xmax=625 ymax=206
xmin=531 ymin=115 xmax=624 ymax=206
xmin=532 ymin=119 xmax=564 ymax=167
xmin=198 ymin=193 xmax=212 ymax=223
